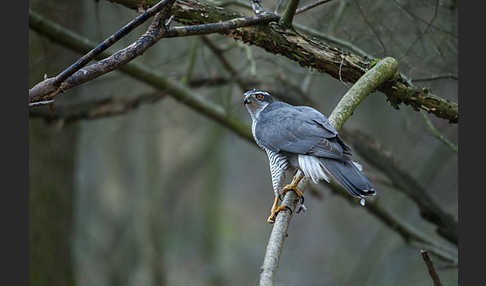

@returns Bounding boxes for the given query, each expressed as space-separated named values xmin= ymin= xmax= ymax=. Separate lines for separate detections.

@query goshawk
xmin=243 ymin=89 xmax=375 ymax=223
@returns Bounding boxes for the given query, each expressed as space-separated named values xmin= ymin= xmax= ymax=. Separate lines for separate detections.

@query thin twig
xmin=30 ymin=92 xmax=167 ymax=124
xmin=182 ymin=38 xmax=201 ymax=85
xmin=399 ymin=0 xmax=440 ymax=61
xmin=279 ymin=0 xmax=301 ymax=29
xmin=30 ymin=5 xmax=457 ymax=264
xmin=412 ymin=74 xmax=458 ymax=82
xmin=295 ymin=0 xmax=334 ymax=15
xmin=342 ymin=129 xmax=458 ymax=244
xmin=53 ymin=0 xmax=175 ymax=87
xmin=294 ymin=23 xmax=373 ymax=58
xmin=421 ymin=250 xmax=443 ymax=286
xmin=260 ymin=58 xmax=399 ymax=286
xmin=391 ymin=0 xmax=456 ymax=38
xmin=420 ymin=111 xmax=458 ymax=153
xmin=28 ymin=10 xmax=279 ymax=104
xmin=322 ymin=181 xmax=457 ymax=264
xmin=354 ymin=0 xmax=387 ymax=56
xmin=201 ymin=36 xmax=251 ymax=91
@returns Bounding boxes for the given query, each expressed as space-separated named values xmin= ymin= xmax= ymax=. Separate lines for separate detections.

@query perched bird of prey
xmin=243 ymin=89 xmax=375 ymax=223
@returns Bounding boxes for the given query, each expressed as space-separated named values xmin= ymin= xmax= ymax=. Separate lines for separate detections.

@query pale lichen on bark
xmin=260 ymin=57 xmax=398 ymax=286
xmin=329 ymin=57 xmax=398 ymax=130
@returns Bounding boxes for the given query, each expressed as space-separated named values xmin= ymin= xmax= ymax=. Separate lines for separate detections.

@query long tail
xmin=319 ymin=158 xmax=375 ymax=197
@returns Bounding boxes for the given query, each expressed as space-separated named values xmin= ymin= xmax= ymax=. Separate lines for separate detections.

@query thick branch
xmin=328 ymin=57 xmax=398 ymax=129
xmin=108 ymin=0 xmax=457 ymax=123
xmin=29 ymin=9 xmax=252 ymax=141
xmin=30 ymin=13 xmax=457 ymax=265
xmin=279 ymin=0 xmax=300 ymax=29
xmin=28 ymin=9 xmax=278 ymax=104
xmin=260 ymin=58 xmax=399 ymax=285
xmin=53 ymin=0 xmax=175 ymax=87
xmin=260 ymin=178 xmax=301 ymax=286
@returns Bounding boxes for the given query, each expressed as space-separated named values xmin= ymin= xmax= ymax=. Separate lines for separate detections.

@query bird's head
xmin=243 ymin=89 xmax=274 ymax=120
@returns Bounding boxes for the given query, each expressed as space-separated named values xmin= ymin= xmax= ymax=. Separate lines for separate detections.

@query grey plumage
xmin=244 ymin=89 xmax=375 ymax=201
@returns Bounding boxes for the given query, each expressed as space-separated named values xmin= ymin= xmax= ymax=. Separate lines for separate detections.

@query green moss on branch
xmin=106 ymin=0 xmax=457 ymax=123
xmin=329 ymin=57 xmax=398 ymax=130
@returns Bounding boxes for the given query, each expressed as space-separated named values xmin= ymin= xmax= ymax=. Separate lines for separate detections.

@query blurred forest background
xmin=29 ymin=0 xmax=458 ymax=285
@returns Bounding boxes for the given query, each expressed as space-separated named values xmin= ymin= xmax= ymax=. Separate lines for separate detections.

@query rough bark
xmin=29 ymin=8 xmax=457 ymax=262
xmin=106 ymin=0 xmax=458 ymax=123
xmin=259 ymin=58 xmax=399 ymax=286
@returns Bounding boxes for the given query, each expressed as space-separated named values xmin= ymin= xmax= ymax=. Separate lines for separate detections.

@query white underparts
xmin=298 ymin=155 xmax=330 ymax=184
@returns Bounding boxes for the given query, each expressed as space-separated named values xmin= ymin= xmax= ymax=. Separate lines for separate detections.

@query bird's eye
xmin=255 ymin=94 xmax=264 ymax=101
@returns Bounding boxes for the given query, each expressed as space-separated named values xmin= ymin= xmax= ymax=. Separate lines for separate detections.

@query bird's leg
xmin=280 ymin=171 xmax=305 ymax=204
xmin=266 ymin=194 xmax=290 ymax=223
xmin=267 ymin=171 xmax=305 ymax=223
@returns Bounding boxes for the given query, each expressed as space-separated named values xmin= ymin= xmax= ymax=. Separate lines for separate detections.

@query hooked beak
xmin=243 ymin=97 xmax=251 ymax=105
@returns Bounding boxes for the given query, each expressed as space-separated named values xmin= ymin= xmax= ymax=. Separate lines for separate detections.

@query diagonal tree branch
xmin=420 ymin=111 xmax=458 ymax=153
xmin=29 ymin=11 xmax=457 ymax=264
xmin=421 ymin=249 xmax=443 ymax=286
xmin=259 ymin=58 xmax=398 ymax=286
xmin=341 ymin=129 xmax=458 ymax=244
xmin=28 ymin=9 xmax=279 ymax=104
xmin=295 ymin=0 xmax=335 ymax=15
xmin=201 ymin=36 xmax=252 ymax=91
xmin=108 ymin=0 xmax=457 ymax=123
xmin=52 ymin=0 xmax=175 ymax=87
xmin=279 ymin=0 xmax=301 ymax=29
xmin=29 ymin=92 xmax=167 ymax=124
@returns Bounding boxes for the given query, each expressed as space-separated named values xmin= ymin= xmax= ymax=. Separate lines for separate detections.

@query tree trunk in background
xmin=29 ymin=120 xmax=78 ymax=286
xmin=201 ymin=125 xmax=225 ymax=286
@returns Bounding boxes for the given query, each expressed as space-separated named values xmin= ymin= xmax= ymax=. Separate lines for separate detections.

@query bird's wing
xmin=255 ymin=103 xmax=351 ymax=161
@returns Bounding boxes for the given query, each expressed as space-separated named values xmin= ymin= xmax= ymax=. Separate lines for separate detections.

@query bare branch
xmin=412 ymin=74 xmax=458 ymax=82
xmin=420 ymin=111 xmax=458 ymax=153
xmin=421 ymin=250 xmax=443 ymax=286
xmin=182 ymin=38 xmax=201 ymax=85
xmin=29 ymin=92 xmax=167 ymax=125
xmin=30 ymin=10 xmax=457 ymax=265
xmin=354 ymin=0 xmax=387 ymax=56
xmin=128 ymin=0 xmax=457 ymax=122
xmin=392 ymin=0 xmax=456 ymax=38
xmin=221 ymin=0 xmax=373 ymax=58
xmin=295 ymin=0 xmax=334 ymax=15
xmin=341 ymin=129 xmax=458 ymax=244
xmin=201 ymin=36 xmax=252 ymax=91
xmin=328 ymin=57 xmax=398 ymax=129
xmin=279 ymin=0 xmax=301 ymax=29
xmin=52 ymin=0 xmax=175 ymax=87
xmin=28 ymin=9 xmax=279 ymax=104
xmin=322 ymin=182 xmax=457 ymax=264
xmin=260 ymin=58 xmax=399 ymax=285
xmin=260 ymin=176 xmax=302 ymax=286
xmin=399 ymin=0 xmax=440 ymax=61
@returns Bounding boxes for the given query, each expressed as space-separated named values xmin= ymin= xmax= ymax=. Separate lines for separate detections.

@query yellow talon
xmin=266 ymin=172 xmax=305 ymax=223
xmin=280 ymin=172 xmax=305 ymax=204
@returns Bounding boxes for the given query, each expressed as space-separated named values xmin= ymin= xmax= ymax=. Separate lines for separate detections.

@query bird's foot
xmin=266 ymin=194 xmax=291 ymax=224
xmin=280 ymin=172 xmax=305 ymax=204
